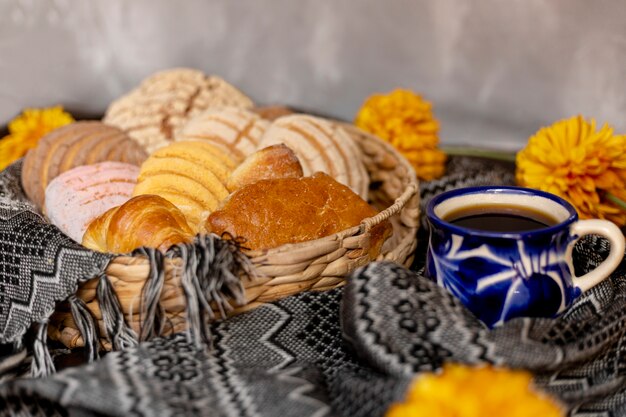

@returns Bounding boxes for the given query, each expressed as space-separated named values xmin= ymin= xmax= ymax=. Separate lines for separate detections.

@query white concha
xmin=103 ymin=68 xmax=254 ymax=154
xmin=332 ymin=123 xmax=370 ymax=200
xmin=258 ymin=114 xmax=369 ymax=199
xmin=176 ymin=107 xmax=270 ymax=162
xmin=186 ymin=77 xmax=256 ymax=118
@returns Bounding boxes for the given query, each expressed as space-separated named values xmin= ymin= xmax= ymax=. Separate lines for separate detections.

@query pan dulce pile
xmin=21 ymin=68 xmax=391 ymax=256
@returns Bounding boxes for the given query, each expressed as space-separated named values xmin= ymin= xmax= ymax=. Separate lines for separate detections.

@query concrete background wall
xmin=0 ymin=0 xmax=625 ymax=149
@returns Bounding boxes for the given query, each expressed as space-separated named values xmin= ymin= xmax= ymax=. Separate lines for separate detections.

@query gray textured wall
xmin=1 ymin=0 xmax=625 ymax=149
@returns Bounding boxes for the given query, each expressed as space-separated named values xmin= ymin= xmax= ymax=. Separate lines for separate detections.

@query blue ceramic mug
xmin=425 ymin=186 xmax=625 ymax=327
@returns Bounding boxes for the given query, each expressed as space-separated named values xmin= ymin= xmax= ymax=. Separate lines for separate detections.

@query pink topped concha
xmin=45 ymin=161 xmax=139 ymax=243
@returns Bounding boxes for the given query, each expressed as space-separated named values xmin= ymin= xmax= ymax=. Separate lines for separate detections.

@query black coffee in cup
xmin=443 ymin=204 xmax=560 ymax=233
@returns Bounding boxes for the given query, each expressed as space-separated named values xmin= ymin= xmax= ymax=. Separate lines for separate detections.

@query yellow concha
xmin=138 ymin=158 xmax=228 ymax=201
xmin=153 ymin=140 xmax=236 ymax=179
xmin=133 ymin=176 xmax=216 ymax=230
xmin=134 ymin=175 xmax=220 ymax=210
xmin=133 ymin=140 xmax=236 ymax=232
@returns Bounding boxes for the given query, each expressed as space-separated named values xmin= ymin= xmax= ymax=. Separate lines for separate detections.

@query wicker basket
xmin=48 ymin=122 xmax=420 ymax=349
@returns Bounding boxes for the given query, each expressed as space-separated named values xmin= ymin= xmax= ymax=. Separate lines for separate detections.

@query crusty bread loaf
xmin=82 ymin=195 xmax=194 ymax=253
xmin=45 ymin=162 xmax=139 ymax=243
xmin=176 ymin=107 xmax=270 ymax=162
xmin=257 ymin=115 xmax=369 ymax=199
xmin=226 ymin=144 xmax=303 ymax=192
xmin=133 ymin=140 xmax=237 ymax=232
xmin=206 ymin=172 xmax=391 ymax=253
xmin=104 ymin=68 xmax=254 ymax=153
xmin=21 ymin=121 xmax=147 ymax=210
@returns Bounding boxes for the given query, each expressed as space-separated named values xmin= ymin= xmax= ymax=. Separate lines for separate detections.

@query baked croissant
xmin=82 ymin=195 xmax=194 ymax=253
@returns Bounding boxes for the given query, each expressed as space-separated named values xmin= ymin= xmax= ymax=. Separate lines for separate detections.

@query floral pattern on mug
xmin=427 ymin=232 xmax=580 ymax=327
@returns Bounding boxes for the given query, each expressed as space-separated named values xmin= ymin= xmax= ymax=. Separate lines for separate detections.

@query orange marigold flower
xmin=516 ymin=115 xmax=626 ymax=226
xmin=355 ymin=89 xmax=446 ymax=181
xmin=386 ymin=363 xmax=563 ymax=417
xmin=0 ymin=106 xmax=74 ymax=171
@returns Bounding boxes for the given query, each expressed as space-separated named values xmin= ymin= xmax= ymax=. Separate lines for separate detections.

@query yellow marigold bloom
xmin=355 ymin=89 xmax=446 ymax=181
xmin=386 ymin=363 xmax=563 ymax=417
xmin=0 ymin=106 xmax=74 ymax=171
xmin=516 ymin=115 xmax=626 ymax=226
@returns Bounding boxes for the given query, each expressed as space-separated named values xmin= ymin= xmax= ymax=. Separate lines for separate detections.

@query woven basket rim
xmin=47 ymin=120 xmax=420 ymax=350
xmin=103 ymin=122 xmax=418 ymax=265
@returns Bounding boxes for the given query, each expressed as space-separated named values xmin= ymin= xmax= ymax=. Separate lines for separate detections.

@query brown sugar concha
xmin=257 ymin=114 xmax=369 ymax=199
xmin=176 ymin=107 xmax=270 ymax=163
xmin=21 ymin=121 xmax=147 ymax=210
xmin=103 ymin=68 xmax=254 ymax=153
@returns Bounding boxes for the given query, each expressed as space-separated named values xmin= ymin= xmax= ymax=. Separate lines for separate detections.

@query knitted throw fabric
xmin=1 ymin=157 xmax=625 ymax=416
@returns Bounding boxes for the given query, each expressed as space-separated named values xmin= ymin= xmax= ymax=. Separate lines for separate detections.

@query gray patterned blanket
xmin=0 ymin=157 xmax=625 ymax=416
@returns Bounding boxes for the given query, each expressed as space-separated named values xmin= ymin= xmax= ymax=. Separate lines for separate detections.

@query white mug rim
xmin=426 ymin=186 xmax=578 ymax=239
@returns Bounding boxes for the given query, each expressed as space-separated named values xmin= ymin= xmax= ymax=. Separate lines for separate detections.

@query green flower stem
xmin=441 ymin=146 xmax=517 ymax=163
xmin=606 ymin=193 xmax=626 ymax=212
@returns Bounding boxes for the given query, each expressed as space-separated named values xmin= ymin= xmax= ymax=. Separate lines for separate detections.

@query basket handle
xmin=360 ymin=183 xmax=419 ymax=233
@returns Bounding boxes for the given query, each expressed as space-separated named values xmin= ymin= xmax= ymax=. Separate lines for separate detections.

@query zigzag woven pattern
xmin=0 ymin=161 xmax=111 ymax=345
xmin=0 ymin=156 xmax=624 ymax=416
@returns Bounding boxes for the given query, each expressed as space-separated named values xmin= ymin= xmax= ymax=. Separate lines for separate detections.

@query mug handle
xmin=569 ymin=219 xmax=625 ymax=293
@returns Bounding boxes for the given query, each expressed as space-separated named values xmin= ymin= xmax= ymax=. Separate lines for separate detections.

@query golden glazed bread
xmin=206 ymin=172 xmax=392 ymax=253
xmin=226 ymin=144 xmax=303 ymax=192
xmin=176 ymin=107 xmax=270 ymax=163
xmin=82 ymin=195 xmax=194 ymax=253
xmin=257 ymin=114 xmax=369 ymax=199
xmin=133 ymin=140 xmax=237 ymax=232
xmin=21 ymin=121 xmax=147 ymax=210
xmin=104 ymin=68 xmax=254 ymax=153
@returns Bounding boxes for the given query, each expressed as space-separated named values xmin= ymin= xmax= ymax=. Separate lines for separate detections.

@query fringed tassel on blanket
xmin=30 ymin=320 xmax=54 ymax=378
xmin=135 ymin=247 xmax=166 ymax=341
xmin=68 ymin=295 xmax=100 ymax=362
xmin=197 ymin=235 xmax=253 ymax=317
xmin=172 ymin=246 xmax=210 ymax=348
xmin=167 ymin=234 xmax=255 ymax=348
xmin=97 ymin=274 xmax=138 ymax=351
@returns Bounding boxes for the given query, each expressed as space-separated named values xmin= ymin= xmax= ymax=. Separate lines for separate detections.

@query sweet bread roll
xmin=206 ymin=172 xmax=392 ymax=253
xmin=226 ymin=144 xmax=303 ymax=192
xmin=104 ymin=68 xmax=254 ymax=153
xmin=21 ymin=121 xmax=147 ymax=210
xmin=82 ymin=195 xmax=194 ymax=253
xmin=133 ymin=140 xmax=236 ymax=232
xmin=252 ymin=105 xmax=294 ymax=121
xmin=176 ymin=107 xmax=270 ymax=162
xmin=45 ymin=161 xmax=139 ymax=243
xmin=257 ymin=115 xmax=369 ymax=199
